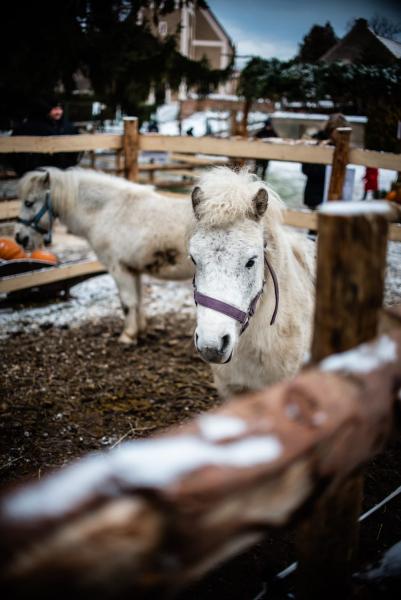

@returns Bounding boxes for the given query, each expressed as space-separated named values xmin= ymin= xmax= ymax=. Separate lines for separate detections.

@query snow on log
xmin=1 ymin=331 xmax=401 ymax=597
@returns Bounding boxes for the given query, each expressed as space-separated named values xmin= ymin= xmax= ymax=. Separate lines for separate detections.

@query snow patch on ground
xmin=0 ymin=274 xmax=194 ymax=340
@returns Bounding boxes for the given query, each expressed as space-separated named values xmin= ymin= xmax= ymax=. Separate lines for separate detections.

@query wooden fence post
xmin=123 ymin=117 xmax=139 ymax=182
xmin=230 ymin=109 xmax=238 ymax=137
xmin=328 ymin=126 xmax=352 ymax=200
xmin=296 ymin=204 xmax=389 ymax=600
xmin=115 ymin=148 xmax=123 ymax=175
xmin=89 ymin=150 xmax=96 ymax=169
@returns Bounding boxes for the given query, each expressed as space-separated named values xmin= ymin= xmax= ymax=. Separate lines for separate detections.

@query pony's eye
xmin=190 ymin=255 xmax=197 ymax=265
xmin=245 ymin=258 xmax=256 ymax=269
xmin=24 ymin=200 xmax=34 ymax=208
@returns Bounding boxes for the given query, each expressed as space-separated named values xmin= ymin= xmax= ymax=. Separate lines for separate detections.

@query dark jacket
xmin=302 ymin=130 xmax=330 ymax=209
xmin=9 ymin=115 xmax=80 ymax=176
xmin=255 ymin=123 xmax=278 ymax=140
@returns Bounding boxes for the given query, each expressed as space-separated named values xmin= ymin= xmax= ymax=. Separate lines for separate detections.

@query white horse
xmin=15 ymin=167 xmax=194 ymax=343
xmin=189 ymin=167 xmax=315 ymax=397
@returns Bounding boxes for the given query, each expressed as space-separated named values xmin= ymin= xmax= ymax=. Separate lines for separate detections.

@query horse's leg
xmin=135 ymin=274 xmax=147 ymax=332
xmin=112 ymin=264 xmax=141 ymax=344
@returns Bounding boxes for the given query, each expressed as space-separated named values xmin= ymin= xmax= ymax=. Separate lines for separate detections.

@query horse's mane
xmin=19 ymin=167 xmax=156 ymax=209
xmin=195 ymin=167 xmax=285 ymax=228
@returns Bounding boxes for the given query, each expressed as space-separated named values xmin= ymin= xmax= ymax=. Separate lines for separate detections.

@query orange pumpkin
xmin=0 ymin=238 xmax=27 ymax=260
xmin=29 ymin=249 xmax=58 ymax=264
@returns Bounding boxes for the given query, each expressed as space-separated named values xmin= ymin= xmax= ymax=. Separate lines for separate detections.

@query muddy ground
xmin=1 ymin=307 xmax=401 ymax=599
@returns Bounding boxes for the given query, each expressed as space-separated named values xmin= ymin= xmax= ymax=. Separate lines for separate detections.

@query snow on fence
xmin=1 ymin=207 xmax=400 ymax=599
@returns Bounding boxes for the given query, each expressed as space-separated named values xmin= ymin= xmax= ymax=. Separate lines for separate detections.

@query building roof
xmin=376 ymin=35 xmax=401 ymax=60
xmin=320 ymin=18 xmax=401 ymax=64
xmin=202 ymin=5 xmax=235 ymax=52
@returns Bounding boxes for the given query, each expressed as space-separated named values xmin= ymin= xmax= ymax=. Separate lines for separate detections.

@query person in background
xmin=9 ymin=98 xmax=80 ymax=177
xmin=302 ymin=113 xmax=349 ymax=210
xmin=362 ymin=166 xmax=379 ymax=200
xmin=254 ymin=118 xmax=278 ymax=180
xmin=147 ymin=119 xmax=159 ymax=133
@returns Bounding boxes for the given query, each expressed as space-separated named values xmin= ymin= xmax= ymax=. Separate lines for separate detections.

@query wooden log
xmin=115 ymin=148 xmax=123 ymax=175
xmin=139 ymin=134 xmax=336 ymax=164
xmin=123 ymin=117 xmax=139 ymax=182
xmin=349 ymin=147 xmax=401 ymax=171
xmin=3 ymin=196 xmax=401 ymax=241
xmin=312 ymin=203 xmax=389 ymax=358
xmin=89 ymin=150 xmax=96 ymax=169
xmin=0 ymin=134 xmax=123 ymax=153
xmin=1 ymin=331 xmax=401 ymax=598
xmin=1 ymin=133 xmax=400 ymax=171
xmin=0 ymin=200 xmax=20 ymax=221
xmin=328 ymin=127 xmax=352 ymax=201
xmin=296 ymin=202 xmax=389 ymax=600
xmin=230 ymin=109 xmax=238 ymax=137
xmin=0 ymin=260 xmax=105 ymax=294
xmin=170 ymin=153 xmax=229 ymax=166
xmin=379 ymin=303 xmax=401 ymax=334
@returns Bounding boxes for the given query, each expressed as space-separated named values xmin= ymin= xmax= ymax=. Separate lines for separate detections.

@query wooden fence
xmin=0 ymin=207 xmax=400 ymax=599
xmin=0 ymin=119 xmax=400 ymax=294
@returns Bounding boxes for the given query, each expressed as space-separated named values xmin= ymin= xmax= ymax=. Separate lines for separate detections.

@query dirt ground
xmin=0 ymin=312 xmax=219 ymax=486
xmin=1 ymin=307 xmax=401 ymax=599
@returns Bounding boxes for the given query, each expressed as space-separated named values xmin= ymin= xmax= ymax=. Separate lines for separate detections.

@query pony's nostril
xmin=16 ymin=234 xmax=29 ymax=248
xmin=221 ymin=334 xmax=231 ymax=353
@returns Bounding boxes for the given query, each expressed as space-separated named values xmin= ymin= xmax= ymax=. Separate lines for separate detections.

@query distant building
xmin=320 ymin=18 xmax=401 ymax=64
xmin=141 ymin=1 xmax=235 ymax=98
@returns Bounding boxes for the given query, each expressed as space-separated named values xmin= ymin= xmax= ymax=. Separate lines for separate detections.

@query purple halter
xmin=193 ymin=255 xmax=279 ymax=334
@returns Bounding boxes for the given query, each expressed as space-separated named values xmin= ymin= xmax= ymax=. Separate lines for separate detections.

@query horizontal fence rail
xmin=0 ymin=134 xmax=123 ymax=153
xmin=1 ymin=133 xmax=400 ymax=170
xmin=2 ymin=200 xmax=400 ymax=242
xmin=0 ymin=260 xmax=105 ymax=294
xmin=139 ymin=134 xmax=336 ymax=164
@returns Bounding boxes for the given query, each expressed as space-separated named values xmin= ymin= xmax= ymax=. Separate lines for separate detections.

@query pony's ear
xmin=35 ymin=169 xmax=50 ymax=188
xmin=252 ymin=188 xmax=268 ymax=219
xmin=191 ymin=186 xmax=203 ymax=219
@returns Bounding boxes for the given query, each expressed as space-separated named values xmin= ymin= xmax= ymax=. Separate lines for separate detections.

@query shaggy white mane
xmin=195 ymin=167 xmax=285 ymax=228
xmin=19 ymin=167 xmax=156 ymax=207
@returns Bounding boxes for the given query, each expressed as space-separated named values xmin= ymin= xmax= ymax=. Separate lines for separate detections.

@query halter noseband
xmin=193 ymin=254 xmax=279 ymax=334
xmin=17 ymin=191 xmax=55 ymax=245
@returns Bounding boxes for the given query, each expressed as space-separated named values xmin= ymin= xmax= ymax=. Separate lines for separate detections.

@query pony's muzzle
xmin=195 ymin=331 xmax=233 ymax=364
xmin=15 ymin=231 xmax=29 ymax=248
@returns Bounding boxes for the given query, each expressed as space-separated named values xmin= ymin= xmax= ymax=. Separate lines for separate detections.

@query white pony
xmin=15 ymin=168 xmax=194 ymax=343
xmin=189 ymin=167 xmax=315 ymax=397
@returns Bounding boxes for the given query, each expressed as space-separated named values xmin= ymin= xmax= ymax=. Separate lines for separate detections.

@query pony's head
xmin=15 ymin=169 xmax=55 ymax=250
xmin=189 ymin=167 xmax=283 ymax=364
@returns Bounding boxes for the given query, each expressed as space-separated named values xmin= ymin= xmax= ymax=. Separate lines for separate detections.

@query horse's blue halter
xmin=17 ymin=191 xmax=55 ymax=245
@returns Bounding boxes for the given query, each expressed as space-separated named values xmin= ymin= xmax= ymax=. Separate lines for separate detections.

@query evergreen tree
xmin=0 ymin=1 xmax=232 ymax=128
xmin=296 ymin=22 xmax=338 ymax=62
xmin=238 ymin=55 xmax=401 ymax=152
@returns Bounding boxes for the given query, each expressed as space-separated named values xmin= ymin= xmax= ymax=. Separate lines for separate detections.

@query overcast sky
xmin=208 ymin=0 xmax=401 ymax=65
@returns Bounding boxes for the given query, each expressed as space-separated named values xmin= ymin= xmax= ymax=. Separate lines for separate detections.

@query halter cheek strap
xmin=17 ymin=191 xmax=55 ymax=245
xmin=193 ymin=255 xmax=279 ymax=334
